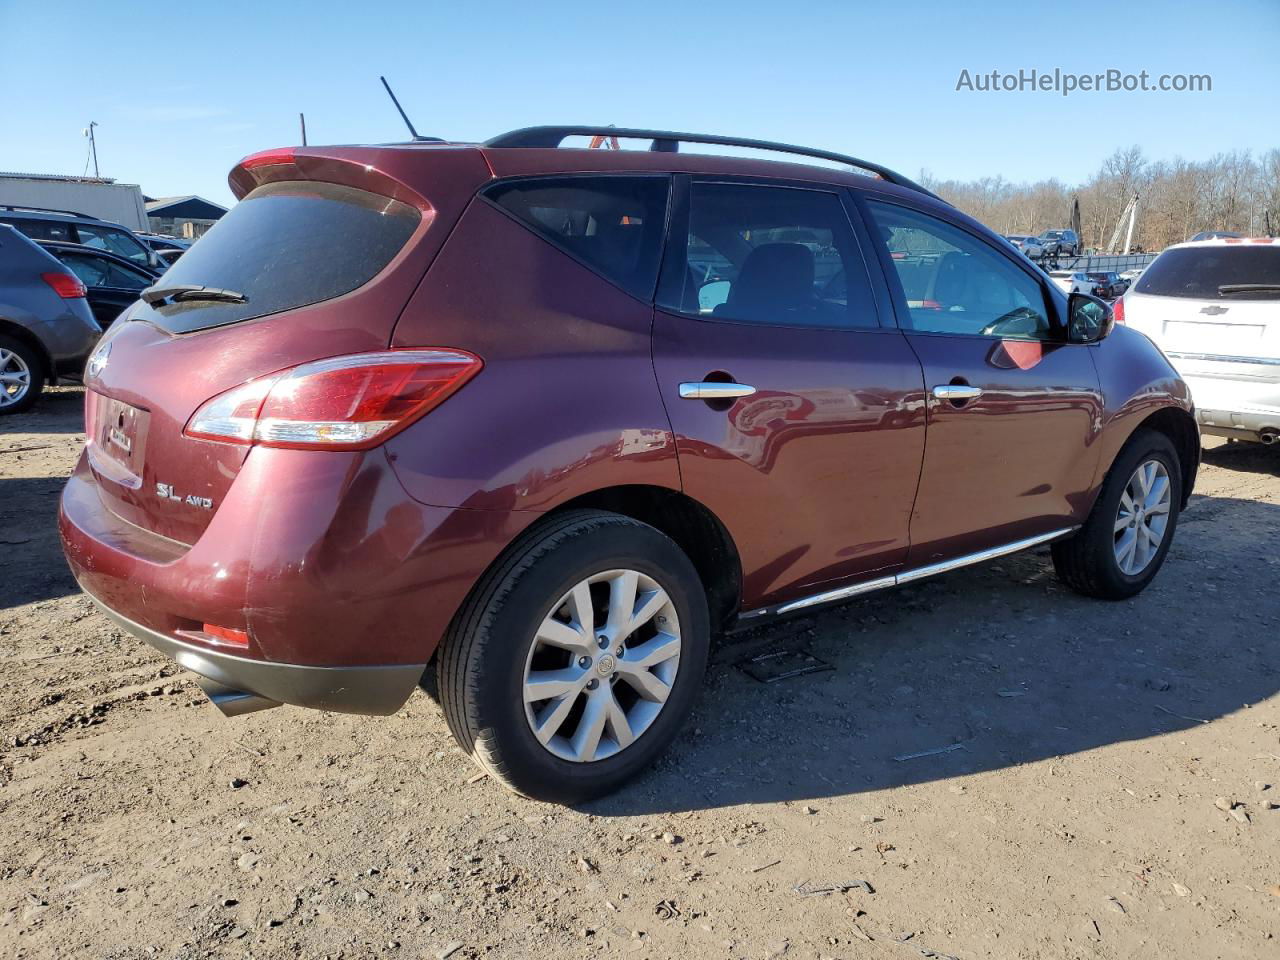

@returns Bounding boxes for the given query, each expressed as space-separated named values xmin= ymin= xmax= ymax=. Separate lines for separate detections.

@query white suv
xmin=1121 ymin=238 xmax=1280 ymax=445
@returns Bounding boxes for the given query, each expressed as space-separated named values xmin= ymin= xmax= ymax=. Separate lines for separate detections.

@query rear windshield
xmin=1135 ymin=246 xmax=1280 ymax=301
xmin=143 ymin=180 xmax=420 ymax=333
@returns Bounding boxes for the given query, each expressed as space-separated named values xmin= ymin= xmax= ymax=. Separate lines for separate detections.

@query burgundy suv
xmin=59 ymin=127 xmax=1198 ymax=802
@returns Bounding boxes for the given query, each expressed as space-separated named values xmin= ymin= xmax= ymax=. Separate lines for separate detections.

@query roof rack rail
xmin=1 ymin=204 xmax=95 ymax=219
xmin=483 ymin=126 xmax=943 ymax=203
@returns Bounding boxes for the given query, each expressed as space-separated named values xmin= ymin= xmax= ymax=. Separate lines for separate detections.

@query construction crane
xmin=1107 ymin=194 xmax=1140 ymax=254
xmin=588 ymin=129 xmax=621 ymax=150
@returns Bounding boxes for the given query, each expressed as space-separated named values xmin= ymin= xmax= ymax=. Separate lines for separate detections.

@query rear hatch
xmin=82 ymin=145 xmax=492 ymax=545
xmin=1124 ymin=243 xmax=1280 ymax=370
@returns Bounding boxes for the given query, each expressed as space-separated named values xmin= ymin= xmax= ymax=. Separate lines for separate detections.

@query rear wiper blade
xmin=140 ymin=284 xmax=247 ymax=305
xmin=1218 ymin=283 xmax=1280 ymax=295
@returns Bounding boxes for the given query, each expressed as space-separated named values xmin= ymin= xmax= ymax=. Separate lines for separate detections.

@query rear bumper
xmin=87 ymin=590 xmax=425 ymax=715
xmin=1179 ymin=367 xmax=1280 ymax=442
xmin=59 ymin=442 xmax=534 ymax=707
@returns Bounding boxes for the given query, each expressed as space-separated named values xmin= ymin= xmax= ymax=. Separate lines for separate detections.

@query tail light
xmin=185 ymin=349 xmax=482 ymax=450
xmin=1112 ymin=297 xmax=1125 ymax=325
xmin=42 ymin=272 xmax=87 ymax=299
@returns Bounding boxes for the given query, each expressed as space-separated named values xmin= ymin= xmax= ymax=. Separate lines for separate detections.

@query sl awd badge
xmin=156 ymin=482 xmax=213 ymax=510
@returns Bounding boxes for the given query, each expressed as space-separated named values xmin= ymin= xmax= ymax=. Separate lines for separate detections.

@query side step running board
xmin=738 ymin=527 xmax=1077 ymax=622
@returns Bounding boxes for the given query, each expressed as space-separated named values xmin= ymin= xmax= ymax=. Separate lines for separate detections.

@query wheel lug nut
xmin=586 ymin=678 xmax=599 ymax=690
xmin=597 ymin=635 xmax=609 ymax=649
xmin=578 ymin=656 xmax=591 ymax=669
xmin=615 ymin=646 xmax=624 ymax=656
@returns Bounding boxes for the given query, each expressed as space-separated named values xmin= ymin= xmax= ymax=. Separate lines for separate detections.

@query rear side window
xmin=1135 ymin=246 xmax=1280 ymax=300
xmin=484 ymin=176 xmax=669 ymax=300
xmin=2 ymin=218 xmax=73 ymax=242
xmin=660 ymin=182 xmax=878 ymax=329
xmin=58 ymin=252 xmax=152 ymax=289
xmin=145 ymin=180 xmax=420 ymax=333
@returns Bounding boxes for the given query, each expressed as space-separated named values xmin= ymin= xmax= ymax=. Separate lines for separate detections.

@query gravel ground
xmin=2 ymin=386 xmax=1278 ymax=960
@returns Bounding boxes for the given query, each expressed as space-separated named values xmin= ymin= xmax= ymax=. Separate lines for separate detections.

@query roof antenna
xmin=380 ymin=76 xmax=422 ymax=141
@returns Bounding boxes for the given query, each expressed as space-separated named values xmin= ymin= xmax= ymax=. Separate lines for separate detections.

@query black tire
xmin=437 ymin=509 xmax=710 ymax=803
xmin=0 ymin=333 xmax=46 ymax=415
xmin=1052 ymin=429 xmax=1182 ymax=600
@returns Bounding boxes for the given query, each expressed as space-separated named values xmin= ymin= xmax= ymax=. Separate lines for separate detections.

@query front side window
xmin=484 ymin=176 xmax=669 ymax=300
xmin=660 ymin=182 xmax=878 ymax=329
xmin=866 ymin=201 xmax=1054 ymax=340
xmin=74 ymin=224 xmax=150 ymax=265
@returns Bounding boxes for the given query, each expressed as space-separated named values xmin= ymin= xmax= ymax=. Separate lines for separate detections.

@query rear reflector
xmin=42 ymin=272 xmax=87 ymax=299
xmin=185 ymin=349 xmax=482 ymax=450
xmin=240 ymin=146 xmax=297 ymax=170
xmin=202 ymin=624 xmax=250 ymax=648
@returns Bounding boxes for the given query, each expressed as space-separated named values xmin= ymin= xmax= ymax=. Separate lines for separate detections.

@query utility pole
xmin=84 ymin=121 xmax=100 ymax=178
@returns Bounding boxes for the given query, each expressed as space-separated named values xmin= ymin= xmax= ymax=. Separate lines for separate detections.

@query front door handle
xmin=679 ymin=381 xmax=757 ymax=400
xmin=931 ymin=384 xmax=983 ymax=401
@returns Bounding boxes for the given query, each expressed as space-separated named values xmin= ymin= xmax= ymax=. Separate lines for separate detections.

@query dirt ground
xmin=2 ymin=385 xmax=1278 ymax=960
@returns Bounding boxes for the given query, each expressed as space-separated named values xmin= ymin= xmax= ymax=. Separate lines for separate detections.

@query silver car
xmin=1121 ymin=239 xmax=1280 ymax=445
xmin=0 ymin=224 xmax=101 ymax=414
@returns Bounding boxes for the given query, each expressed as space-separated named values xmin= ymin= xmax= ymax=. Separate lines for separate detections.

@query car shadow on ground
xmin=1 ymin=385 xmax=86 ymax=435
xmin=0 ymin=476 xmax=78 ymax=608
xmin=587 ymin=492 xmax=1280 ymax=816
xmin=1200 ymin=440 xmax=1280 ymax=478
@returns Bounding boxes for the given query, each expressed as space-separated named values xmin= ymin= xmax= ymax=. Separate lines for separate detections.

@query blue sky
xmin=2 ymin=0 xmax=1276 ymax=207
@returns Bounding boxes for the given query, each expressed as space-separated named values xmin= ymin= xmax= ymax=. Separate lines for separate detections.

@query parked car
xmin=0 ymin=225 xmax=101 ymax=414
xmin=1120 ymin=237 xmax=1279 ymax=445
xmin=1118 ymin=266 xmax=1146 ymax=286
xmin=136 ymin=231 xmax=190 ymax=266
xmin=1037 ymin=229 xmax=1080 ymax=258
xmin=1004 ymin=234 xmax=1045 ymax=259
xmin=59 ymin=128 xmax=1198 ymax=801
xmin=0 ymin=205 xmax=167 ymax=272
xmin=37 ymin=240 xmax=160 ymax=330
xmin=1048 ymin=270 xmax=1093 ymax=295
xmin=1086 ymin=271 xmax=1125 ymax=299
xmin=1190 ymin=230 xmax=1242 ymax=242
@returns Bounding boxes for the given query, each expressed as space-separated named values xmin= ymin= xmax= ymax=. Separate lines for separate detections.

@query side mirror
xmin=1067 ymin=292 xmax=1114 ymax=343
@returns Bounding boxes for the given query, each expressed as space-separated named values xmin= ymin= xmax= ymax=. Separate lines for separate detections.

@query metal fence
xmin=1048 ymin=252 xmax=1159 ymax=273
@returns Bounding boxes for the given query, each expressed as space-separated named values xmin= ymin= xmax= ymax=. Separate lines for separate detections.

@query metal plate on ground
xmin=739 ymin=648 xmax=834 ymax=684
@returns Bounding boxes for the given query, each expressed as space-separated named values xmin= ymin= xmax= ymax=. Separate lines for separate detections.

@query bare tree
xmin=926 ymin=145 xmax=1277 ymax=251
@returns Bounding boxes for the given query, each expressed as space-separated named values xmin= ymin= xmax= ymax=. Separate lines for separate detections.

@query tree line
xmin=919 ymin=147 xmax=1280 ymax=252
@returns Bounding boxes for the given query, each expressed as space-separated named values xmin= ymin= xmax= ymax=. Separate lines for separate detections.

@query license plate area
xmin=1163 ymin=320 xmax=1265 ymax=353
xmin=88 ymin=391 xmax=150 ymax=485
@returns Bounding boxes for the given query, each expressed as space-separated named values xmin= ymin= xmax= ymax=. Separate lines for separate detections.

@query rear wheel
xmin=0 ymin=335 xmax=45 ymax=415
xmin=1052 ymin=430 xmax=1182 ymax=599
xmin=437 ymin=510 xmax=710 ymax=803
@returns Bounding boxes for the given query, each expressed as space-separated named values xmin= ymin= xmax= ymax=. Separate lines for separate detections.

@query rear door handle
xmin=931 ymin=384 xmax=983 ymax=401
xmin=679 ymin=381 xmax=757 ymax=400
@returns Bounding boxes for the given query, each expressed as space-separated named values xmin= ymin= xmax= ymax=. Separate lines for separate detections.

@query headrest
xmin=728 ymin=242 xmax=815 ymax=309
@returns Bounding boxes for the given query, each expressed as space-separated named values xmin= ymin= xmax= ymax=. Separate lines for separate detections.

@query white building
xmin=0 ymin=173 xmax=148 ymax=231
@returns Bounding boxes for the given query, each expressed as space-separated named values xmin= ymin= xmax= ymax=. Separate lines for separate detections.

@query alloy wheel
xmin=0 ymin=348 xmax=31 ymax=409
xmin=523 ymin=569 xmax=681 ymax=763
xmin=1114 ymin=459 xmax=1172 ymax=576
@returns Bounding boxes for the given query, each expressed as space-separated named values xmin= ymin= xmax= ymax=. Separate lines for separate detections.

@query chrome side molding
xmin=1164 ymin=351 xmax=1280 ymax=367
xmin=743 ymin=527 xmax=1077 ymax=620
